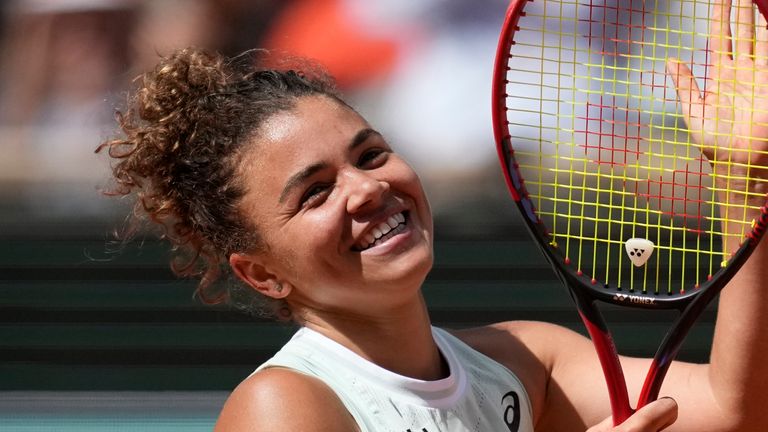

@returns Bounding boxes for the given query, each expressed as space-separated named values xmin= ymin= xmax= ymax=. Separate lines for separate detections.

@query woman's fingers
xmin=586 ymin=398 xmax=678 ymax=432
xmin=734 ymin=0 xmax=755 ymax=58
xmin=624 ymin=398 xmax=679 ymax=431
xmin=711 ymin=0 xmax=734 ymax=61
xmin=666 ymin=58 xmax=706 ymax=134
xmin=756 ymin=11 xmax=768 ymax=66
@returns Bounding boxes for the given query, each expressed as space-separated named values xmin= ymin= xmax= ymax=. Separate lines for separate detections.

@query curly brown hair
xmin=98 ymin=47 xmax=341 ymax=317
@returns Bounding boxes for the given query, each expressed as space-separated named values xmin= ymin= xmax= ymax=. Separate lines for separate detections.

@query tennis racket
xmin=492 ymin=0 xmax=768 ymax=425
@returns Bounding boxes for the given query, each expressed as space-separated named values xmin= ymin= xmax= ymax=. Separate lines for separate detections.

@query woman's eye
xmin=358 ymin=148 xmax=388 ymax=168
xmin=300 ymin=184 xmax=331 ymax=208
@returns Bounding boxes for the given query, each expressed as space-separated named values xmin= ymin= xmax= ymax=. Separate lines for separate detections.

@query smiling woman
xmin=99 ymin=15 xmax=768 ymax=429
xmin=99 ymin=46 xmax=532 ymax=431
xmin=227 ymin=94 xmax=435 ymax=324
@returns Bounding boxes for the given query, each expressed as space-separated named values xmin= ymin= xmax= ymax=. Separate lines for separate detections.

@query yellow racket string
xmin=504 ymin=0 xmax=766 ymax=293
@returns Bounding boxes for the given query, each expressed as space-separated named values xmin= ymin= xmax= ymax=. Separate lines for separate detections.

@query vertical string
xmin=647 ymin=1 xmax=663 ymax=293
xmin=577 ymin=0 xmax=598 ymax=276
xmin=703 ymin=0 xmax=718 ymax=283
xmin=592 ymin=0 xmax=610 ymax=285
xmin=637 ymin=0 xmax=649 ymax=293
xmin=565 ymin=0 xmax=581 ymax=265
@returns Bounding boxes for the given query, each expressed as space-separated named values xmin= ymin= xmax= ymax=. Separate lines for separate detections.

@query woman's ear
xmin=229 ymin=253 xmax=291 ymax=299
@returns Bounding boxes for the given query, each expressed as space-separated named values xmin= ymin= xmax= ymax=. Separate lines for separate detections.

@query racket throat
xmin=576 ymin=303 xmax=635 ymax=425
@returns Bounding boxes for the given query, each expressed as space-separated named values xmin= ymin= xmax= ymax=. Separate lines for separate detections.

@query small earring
xmin=274 ymin=282 xmax=283 ymax=293
xmin=277 ymin=305 xmax=292 ymax=320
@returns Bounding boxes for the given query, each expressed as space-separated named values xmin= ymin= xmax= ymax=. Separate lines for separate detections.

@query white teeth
xmin=356 ymin=212 xmax=407 ymax=251
xmin=376 ymin=222 xmax=392 ymax=237
xmin=372 ymin=227 xmax=383 ymax=238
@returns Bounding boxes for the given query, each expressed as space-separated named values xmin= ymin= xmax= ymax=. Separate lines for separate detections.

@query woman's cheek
xmin=304 ymin=206 xmax=346 ymax=247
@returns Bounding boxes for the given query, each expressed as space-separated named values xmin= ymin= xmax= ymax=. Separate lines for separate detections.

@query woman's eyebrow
xmin=348 ymin=128 xmax=380 ymax=151
xmin=278 ymin=128 xmax=382 ymax=204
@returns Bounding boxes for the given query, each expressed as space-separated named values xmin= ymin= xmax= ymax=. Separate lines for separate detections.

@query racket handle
xmin=578 ymin=309 xmax=634 ymax=425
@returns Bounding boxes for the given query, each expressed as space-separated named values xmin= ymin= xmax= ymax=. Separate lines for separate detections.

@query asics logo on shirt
xmin=403 ymin=389 xmax=522 ymax=432
xmin=502 ymin=390 xmax=521 ymax=431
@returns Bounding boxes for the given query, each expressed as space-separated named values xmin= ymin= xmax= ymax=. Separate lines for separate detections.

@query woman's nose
xmin=344 ymin=170 xmax=390 ymax=214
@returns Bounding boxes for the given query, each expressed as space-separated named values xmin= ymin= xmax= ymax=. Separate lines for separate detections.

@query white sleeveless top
xmin=255 ymin=326 xmax=535 ymax=432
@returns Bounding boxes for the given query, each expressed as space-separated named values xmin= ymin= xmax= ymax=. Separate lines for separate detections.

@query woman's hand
xmin=666 ymin=0 xmax=768 ymax=186
xmin=586 ymin=398 xmax=678 ymax=432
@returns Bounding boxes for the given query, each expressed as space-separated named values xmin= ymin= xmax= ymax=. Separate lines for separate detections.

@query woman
xmin=99 ymin=0 xmax=768 ymax=430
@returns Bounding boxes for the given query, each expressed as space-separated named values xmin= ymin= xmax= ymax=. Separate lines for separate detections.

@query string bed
xmin=502 ymin=0 xmax=768 ymax=294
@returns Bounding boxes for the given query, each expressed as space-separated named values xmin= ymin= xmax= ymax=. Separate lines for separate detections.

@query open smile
xmin=353 ymin=211 xmax=408 ymax=251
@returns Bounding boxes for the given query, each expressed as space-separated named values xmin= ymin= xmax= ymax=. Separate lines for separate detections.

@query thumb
xmin=666 ymin=58 xmax=705 ymax=126
xmin=666 ymin=58 xmax=712 ymax=158
xmin=620 ymin=397 xmax=679 ymax=431
xmin=586 ymin=397 xmax=678 ymax=432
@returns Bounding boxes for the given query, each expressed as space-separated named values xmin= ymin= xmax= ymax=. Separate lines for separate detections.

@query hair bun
xmin=138 ymin=48 xmax=228 ymax=123
xmin=101 ymin=46 xmax=341 ymax=316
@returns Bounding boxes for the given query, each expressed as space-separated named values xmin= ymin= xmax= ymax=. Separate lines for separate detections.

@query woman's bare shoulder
xmin=214 ymin=367 xmax=359 ymax=432
xmin=451 ymin=320 xmax=588 ymax=363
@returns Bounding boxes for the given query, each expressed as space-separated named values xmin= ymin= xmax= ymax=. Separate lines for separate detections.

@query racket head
xmin=492 ymin=0 xmax=768 ymax=311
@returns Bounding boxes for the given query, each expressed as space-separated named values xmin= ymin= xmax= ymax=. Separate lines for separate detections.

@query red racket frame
xmin=491 ymin=0 xmax=768 ymax=424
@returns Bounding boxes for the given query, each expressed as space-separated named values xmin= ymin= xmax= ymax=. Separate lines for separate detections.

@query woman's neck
xmin=298 ymin=292 xmax=446 ymax=381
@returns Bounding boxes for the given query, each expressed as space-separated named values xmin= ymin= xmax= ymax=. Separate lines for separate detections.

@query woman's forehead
xmin=240 ymin=97 xmax=367 ymax=182
xmin=258 ymin=97 xmax=366 ymax=154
